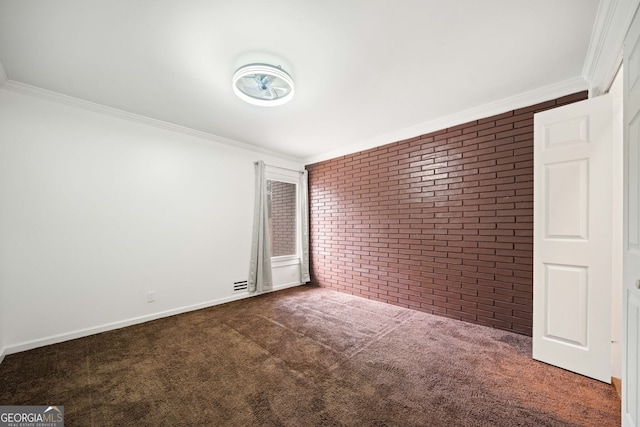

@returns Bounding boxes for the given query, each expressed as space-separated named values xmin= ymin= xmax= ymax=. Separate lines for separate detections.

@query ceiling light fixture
xmin=232 ymin=63 xmax=294 ymax=107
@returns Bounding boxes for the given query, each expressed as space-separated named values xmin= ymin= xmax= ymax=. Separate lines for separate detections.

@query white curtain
xmin=248 ymin=161 xmax=273 ymax=293
xmin=300 ymin=170 xmax=310 ymax=283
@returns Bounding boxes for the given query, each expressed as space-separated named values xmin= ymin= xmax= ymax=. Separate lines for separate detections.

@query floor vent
xmin=233 ymin=280 xmax=248 ymax=292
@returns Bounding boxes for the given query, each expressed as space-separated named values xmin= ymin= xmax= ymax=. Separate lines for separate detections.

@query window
xmin=249 ymin=161 xmax=309 ymax=293
xmin=264 ymin=165 xmax=309 ymax=287
xmin=268 ymin=180 xmax=297 ymax=257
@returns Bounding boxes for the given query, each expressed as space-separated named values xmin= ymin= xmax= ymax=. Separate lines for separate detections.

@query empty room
xmin=1 ymin=1 xmax=640 ymax=426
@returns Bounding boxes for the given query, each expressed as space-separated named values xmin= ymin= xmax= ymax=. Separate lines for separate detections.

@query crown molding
xmin=582 ymin=0 xmax=618 ymax=92
xmin=304 ymin=76 xmax=588 ymax=165
xmin=1 ymin=80 xmax=305 ymax=164
xmin=583 ymin=0 xmax=640 ymax=95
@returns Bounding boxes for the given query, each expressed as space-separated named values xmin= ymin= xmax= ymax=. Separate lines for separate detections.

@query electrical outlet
xmin=146 ymin=291 xmax=156 ymax=303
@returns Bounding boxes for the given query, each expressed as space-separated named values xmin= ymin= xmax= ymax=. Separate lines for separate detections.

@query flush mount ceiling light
xmin=232 ymin=63 xmax=294 ymax=107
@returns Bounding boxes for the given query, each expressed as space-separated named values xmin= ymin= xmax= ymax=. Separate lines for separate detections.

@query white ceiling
xmin=0 ymin=0 xmax=600 ymax=163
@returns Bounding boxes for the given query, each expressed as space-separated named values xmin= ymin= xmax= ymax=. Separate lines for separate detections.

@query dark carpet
xmin=0 ymin=285 xmax=620 ymax=426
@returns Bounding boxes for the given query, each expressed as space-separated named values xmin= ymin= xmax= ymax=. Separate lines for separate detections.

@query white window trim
xmin=265 ymin=166 xmax=303 ymax=269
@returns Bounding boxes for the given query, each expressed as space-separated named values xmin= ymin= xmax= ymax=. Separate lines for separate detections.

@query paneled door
xmin=624 ymin=6 xmax=640 ymax=425
xmin=533 ymin=95 xmax=613 ymax=383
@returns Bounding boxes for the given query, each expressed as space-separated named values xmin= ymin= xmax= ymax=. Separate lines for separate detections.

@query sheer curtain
xmin=248 ymin=161 xmax=273 ymax=293
xmin=300 ymin=170 xmax=310 ymax=283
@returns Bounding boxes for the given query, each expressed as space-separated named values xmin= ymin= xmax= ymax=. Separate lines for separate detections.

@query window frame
xmin=265 ymin=168 xmax=302 ymax=268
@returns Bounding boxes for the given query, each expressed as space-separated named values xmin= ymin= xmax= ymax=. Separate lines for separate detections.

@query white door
xmin=624 ymin=7 xmax=640 ymax=426
xmin=533 ymin=95 xmax=613 ymax=383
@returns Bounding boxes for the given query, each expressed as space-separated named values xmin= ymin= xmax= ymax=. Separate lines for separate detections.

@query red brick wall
xmin=306 ymin=92 xmax=588 ymax=336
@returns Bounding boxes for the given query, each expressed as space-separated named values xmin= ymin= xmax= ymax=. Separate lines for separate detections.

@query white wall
xmin=0 ymin=87 xmax=304 ymax=354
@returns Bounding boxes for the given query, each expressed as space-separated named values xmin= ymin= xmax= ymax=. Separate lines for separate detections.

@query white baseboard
xmin=273 ymin=281 xmax=303 ymax=291
xmin=0 ymin=347 xmax=5 ymax=365
xmin=3 ymin=285 xmax=299 ymax=357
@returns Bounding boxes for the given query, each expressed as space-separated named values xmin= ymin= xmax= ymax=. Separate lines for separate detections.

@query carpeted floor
xmin=0 ymin=285 xmax=620 ymax=426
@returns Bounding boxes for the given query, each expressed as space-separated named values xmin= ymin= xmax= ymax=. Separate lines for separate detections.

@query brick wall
xmin=306 ymin=92 xmax=588 ymax=336
xmin=270 ymin=180 xmax=297 ymax=257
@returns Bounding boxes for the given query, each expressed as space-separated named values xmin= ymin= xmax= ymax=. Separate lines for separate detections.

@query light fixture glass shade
xmin=232 ymin=63 xmax=294 ymax=106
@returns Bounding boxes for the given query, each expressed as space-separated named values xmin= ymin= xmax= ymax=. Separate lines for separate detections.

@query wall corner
xmin=0 ymin=60 xmax=7 ymax=87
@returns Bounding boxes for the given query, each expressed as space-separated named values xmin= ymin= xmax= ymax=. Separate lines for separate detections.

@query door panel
xmin=630 ymin=114 xmax=640 ymax=248
xmin=628 ymin=291 xmax=640 ymax=425
xmin=544 ymin=115 xmax=589 ymax=148
xmin=533 ymin=95 xmax=613 ymax=383
xmin=545 ymin=264 xmax=588 ymax=347
xmin=545 ymin=159 xmax=589 ymax=239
